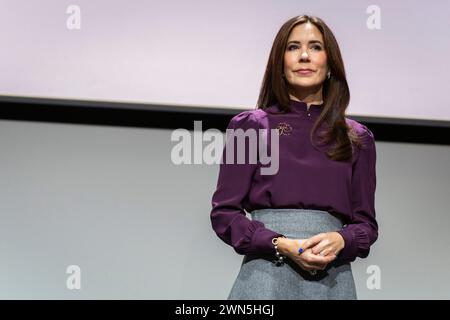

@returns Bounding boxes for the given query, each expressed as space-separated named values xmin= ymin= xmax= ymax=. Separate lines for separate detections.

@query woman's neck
xmin=289 ymin=90 xmax=323 ymax=109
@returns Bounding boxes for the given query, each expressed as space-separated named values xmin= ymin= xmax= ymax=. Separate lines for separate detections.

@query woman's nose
xmin=300 ymin=51 xmax=310 ymax=61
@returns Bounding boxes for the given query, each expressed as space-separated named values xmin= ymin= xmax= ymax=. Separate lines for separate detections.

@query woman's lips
xmin=295 ymin=69 xmax=314 ymax=75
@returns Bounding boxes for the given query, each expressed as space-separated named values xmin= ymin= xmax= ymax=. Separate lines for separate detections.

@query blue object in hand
xmin=298 ymin=247 xmax=303 ymax=254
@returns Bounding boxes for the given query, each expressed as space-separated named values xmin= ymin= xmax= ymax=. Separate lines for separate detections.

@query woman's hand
xmin=301 ymin=232 xmax=345 ymax=258
xmin=277 ymin=237 xmax=337 ymax=271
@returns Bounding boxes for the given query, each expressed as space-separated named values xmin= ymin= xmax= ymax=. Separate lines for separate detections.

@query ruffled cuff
xmin=336 ymin=225 xmax=370 ymax=263
xmin=234 ymin=220 xmax=284 ymax=255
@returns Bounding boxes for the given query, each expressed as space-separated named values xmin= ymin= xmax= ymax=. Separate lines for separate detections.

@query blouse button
xmin=307 ymin=113 xmax=311 ymax=117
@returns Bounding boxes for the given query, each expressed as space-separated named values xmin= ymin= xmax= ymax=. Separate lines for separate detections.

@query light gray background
xmin=0 ymin=0 xmax=449 ymax=121
xmin=1 ymin=119 xmax=449 ymax=299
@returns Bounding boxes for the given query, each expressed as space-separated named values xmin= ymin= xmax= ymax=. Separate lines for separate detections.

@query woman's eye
xmin=287 ymin=45 xmax=322 ymax=51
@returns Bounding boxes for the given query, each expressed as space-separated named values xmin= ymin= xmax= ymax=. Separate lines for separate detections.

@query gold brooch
xmin=276 ymin=122 xmax=293 ymax=136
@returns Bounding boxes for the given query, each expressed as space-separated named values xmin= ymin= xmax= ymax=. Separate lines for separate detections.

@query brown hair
xmin=256 ymin=15 xmax=363 ymax=161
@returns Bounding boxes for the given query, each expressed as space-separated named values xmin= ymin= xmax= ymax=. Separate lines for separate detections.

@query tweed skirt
xmin=227 ymin=208 xmax=357 ymax=300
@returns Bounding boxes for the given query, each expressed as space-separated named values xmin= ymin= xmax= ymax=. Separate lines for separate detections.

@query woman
xmin=210 ymin=15 xmax=378 ymax=300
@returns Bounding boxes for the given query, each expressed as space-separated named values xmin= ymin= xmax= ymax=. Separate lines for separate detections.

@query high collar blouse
xmin=210 ymin=99 xmax=378 ymax=263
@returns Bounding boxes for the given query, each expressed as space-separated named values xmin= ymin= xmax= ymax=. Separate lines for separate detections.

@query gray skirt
xmin=227 ymin=208 xmax=357 ymax=300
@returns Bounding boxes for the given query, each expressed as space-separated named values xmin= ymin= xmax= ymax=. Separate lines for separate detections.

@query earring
xmin=327 ymin=71 xmax=331 ymax=79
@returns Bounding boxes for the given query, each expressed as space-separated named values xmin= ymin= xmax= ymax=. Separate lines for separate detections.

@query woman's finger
xmin=311 ymin=242 xmax=328 ymax=255
xmin=299 ymin=260 xmax=326 ymax=271
xmin=319 ymin=247 xmax=334 ymax=256
xmin=305 ymin=251 xmax=336 ymax=266
xmin=301 ymin=233 xmax=326 ymax=251
xmin=292 ymin=251 xmax=323 ymax=270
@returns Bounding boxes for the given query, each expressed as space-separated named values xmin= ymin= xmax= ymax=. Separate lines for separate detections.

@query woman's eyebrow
xmin=287 ymin=40 xmax=323 ymax=45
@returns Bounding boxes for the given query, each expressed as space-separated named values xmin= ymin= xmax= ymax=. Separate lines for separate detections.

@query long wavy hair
xmin=256 ymin=15 xmax=363 ymax=161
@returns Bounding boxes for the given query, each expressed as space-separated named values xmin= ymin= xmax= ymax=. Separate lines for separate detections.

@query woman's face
xmin=283 ymin=22 xmax=329 ymax=90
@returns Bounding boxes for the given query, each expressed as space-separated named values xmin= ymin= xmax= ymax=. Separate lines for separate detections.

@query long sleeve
xmin=210 ymin=111 xmax=284 ymax=255
xmin=336 ymin=124 xmax=379 ymax=263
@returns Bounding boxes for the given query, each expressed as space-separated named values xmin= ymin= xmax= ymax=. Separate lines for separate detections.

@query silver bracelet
xmin=272 ymin=236 xmax=286 ymax=266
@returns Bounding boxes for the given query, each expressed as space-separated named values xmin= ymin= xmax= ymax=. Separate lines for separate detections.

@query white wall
xmin=1 ymin=119 xmax=449 ymax=299
xmin=1 ymin=0 xmax=449 ymax=121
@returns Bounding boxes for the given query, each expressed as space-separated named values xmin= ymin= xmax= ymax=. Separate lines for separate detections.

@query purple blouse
xmin=210 ymin=99 xmax=378 ymax=263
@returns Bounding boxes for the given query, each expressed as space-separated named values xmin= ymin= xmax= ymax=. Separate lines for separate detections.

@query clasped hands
xmin=277 ymin=232 xmax=345 ymax=272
